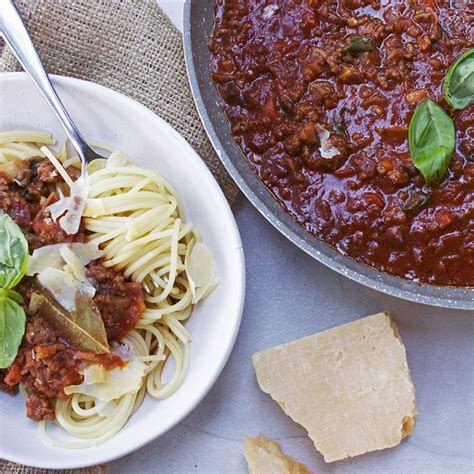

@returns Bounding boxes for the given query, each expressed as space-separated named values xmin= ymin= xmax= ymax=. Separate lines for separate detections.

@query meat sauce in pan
xmin=210 ymin=0 xmax=474 ymax=286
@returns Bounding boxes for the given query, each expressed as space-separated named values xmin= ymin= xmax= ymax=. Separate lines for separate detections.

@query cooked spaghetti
xmin=0 ymin=131 xmax=216 ymax=448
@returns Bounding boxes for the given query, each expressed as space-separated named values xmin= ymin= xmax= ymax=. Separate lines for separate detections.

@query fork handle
xmin=0 ymin=0 xmax=92 ymax=163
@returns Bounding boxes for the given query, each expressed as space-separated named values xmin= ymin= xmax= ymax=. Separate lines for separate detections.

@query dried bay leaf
xmin=30 ymin=283 xmax=109 ymax=354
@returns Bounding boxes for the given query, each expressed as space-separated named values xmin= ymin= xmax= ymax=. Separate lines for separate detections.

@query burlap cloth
xmin=0 ymin=0 xmax=238 ymax=472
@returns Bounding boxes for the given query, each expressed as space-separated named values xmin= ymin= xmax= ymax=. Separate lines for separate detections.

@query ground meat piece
xmin=29 ymin=194 xmax=86 ymax=250
xmin=35 ymin=161 xmax=62 ymax=183
xmin=383 ymin=205 xmax=408 ymax=226
xmin=0 ymin=173 xmax=8 ymax=190
xmin=220 ymin=81 xmax=241 ymax=105
xmin=26 ymin=392 xmax=56 ymax=421
xmin=1 ymin=158 xmax=85 ymax=248
xmin=21 ymin=160 xmax=58 ymax=201
xmin=87 ymin=261 xmax=145 ymax=341
xmin=359 ymin=156 xmax=377 ymax=179
xmin=387 ymin=167 xmax=410 ymax=186
xmin=14 ymin=166 xmax=32 ymax=187
xmin=20 ymin=345 xmax=81 ymax=400
xmin=0 ymin=369 xmax=17 ymax=395
xmin=1 ymin=170 xmax=35 ymax=228
xmin=283 ymin=133 xmax=303 ymax=155
xmin=385 ymin=225 xmax=405 ymax=246
xmin=0 ymin=190 xmax=33 ymax=228
xmin=327 ymin=132 xmax=350 ymax=161
xmin=4 ymin=316 xmax=83 ymax=421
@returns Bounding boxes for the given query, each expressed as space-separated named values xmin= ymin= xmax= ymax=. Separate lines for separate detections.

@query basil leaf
xmin=5 ymin=289 xmax=24 ymax=305
xmin=345 ymin=36 xmax=373 ymax=55
xmin=0 ymin=291 xmax=5 ymax=341
xmin=408 ymin=99 xmax=456 ymax=185
xmin=0 ymin=288 xmax=26 ymax=369
xmin=443 ymin=48 xmax=474 ymax=110
xmin=0 ymin=214 xmax=29 ymax=289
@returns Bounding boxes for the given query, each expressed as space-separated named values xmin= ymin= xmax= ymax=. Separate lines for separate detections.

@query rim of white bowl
xmin=0 ymin=72 xmax=246 ymax=469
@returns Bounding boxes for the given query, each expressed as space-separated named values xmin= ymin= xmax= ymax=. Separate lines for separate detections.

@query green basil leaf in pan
xmin=0 ymin=288 xmax=26 ymax=369
xmin=408 ymin=99 xmax=456 ymax=185
xmin=345 ymin=35 xmax=373 ymax=55
xmin=443 ymin=48 xmax=474 ymax=110
xmin=0 ymin=213 xmax=29 ymax=290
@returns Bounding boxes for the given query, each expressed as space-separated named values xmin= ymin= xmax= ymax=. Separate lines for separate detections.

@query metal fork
xmin=0 ymin=0 xmax=105 ymax=163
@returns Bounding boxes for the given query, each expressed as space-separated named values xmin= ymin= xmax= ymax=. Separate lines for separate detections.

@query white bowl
xmin=0 ymin=73 xmax=245 ymax=469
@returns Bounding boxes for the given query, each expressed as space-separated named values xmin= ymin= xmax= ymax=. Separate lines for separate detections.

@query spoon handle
xmin=0 ymin=0 xmax=94 ymax=163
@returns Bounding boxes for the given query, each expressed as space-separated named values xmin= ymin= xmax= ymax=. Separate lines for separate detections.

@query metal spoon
xmin=0 ymin=0 xmax=105 ymax=163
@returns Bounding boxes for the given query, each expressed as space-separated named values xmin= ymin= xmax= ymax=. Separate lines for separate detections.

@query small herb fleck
xmin=402 ymin=191 xmax=432 ymax=213
xmin=345 ymin=36 xmax=374 ymax=55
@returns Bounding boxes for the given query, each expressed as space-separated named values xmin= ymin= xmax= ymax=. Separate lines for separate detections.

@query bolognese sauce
xmin=210 ymin=0 xmax=473 ymax=286
xmin=0 ymin=158 xmax=145 ymax=420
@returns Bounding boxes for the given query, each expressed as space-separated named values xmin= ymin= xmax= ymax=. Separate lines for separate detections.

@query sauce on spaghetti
xmin=210 ymin=0 xmax=474 ymax=286
xmin=0 ymin=159 xmax=145 ymax=421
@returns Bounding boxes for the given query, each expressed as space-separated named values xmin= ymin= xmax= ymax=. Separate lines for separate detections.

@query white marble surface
xmin=109 ymin=3 xmax=474 ymax=473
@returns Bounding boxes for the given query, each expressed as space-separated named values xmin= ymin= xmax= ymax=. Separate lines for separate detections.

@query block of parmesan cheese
xmin=243 ymin=435 xmax=314 ymax=474
xmin=252 ymin=312 xmax=417 ymax=463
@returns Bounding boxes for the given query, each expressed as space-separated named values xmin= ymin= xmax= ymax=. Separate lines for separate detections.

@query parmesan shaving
xmin=315 ymin=124 xmax=340 ymax=159
xmin=194 ymin=279 xmax=218 ymax=303
xmin=84 ymin=364 xmax=106 ymax=384
xmin=30 ymin=241 xmax=100 ymax=310
xmin=26 ymin=242 xmax=102 ymax=276
xmin=60 ymin=246 xmax=87 ymax=283
xmin=40 ymin=146 xmax=74 ymax=188
xmin=37 ymin=267 xmax=95 ymax=311
xmin=244 ymin=436 xmax=313 ymax=474
xmin=114 ymin=343 xmax=135 ymax=361
xmin=64 ymin=358 xmax=146 ymax=402
xmin=47 ymin=190 xmax=69 ymax=221
xmin=262 ymin=4 xmax=279 ymax=20
xmin=41 ymin=145 xmax=89 ymax=235
xmin=58 ymin=173 xmax=89 ymax=235
xmin=185 ymin=242 xmax=216 ymax=303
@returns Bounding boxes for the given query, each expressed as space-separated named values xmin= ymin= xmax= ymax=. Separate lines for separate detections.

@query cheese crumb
xmin=243 ymin=435 xmax=313 ymax=474
xmin=315 ymin=124 xmax=340 ymax=159
xmin=252 ymin=312 xmax=417 ymax=463
xmin=64 ymin=357 xmax=146 ymax=401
